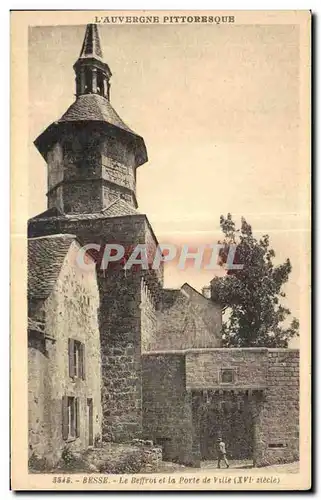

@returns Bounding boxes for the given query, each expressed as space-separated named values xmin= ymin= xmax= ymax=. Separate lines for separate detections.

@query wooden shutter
xmin=62 ymin=396 xmax=69 ymax=440
xmin=81 ymin=343 xmax=86 ymax=380
xmin=75 ymin=398 xmax=80 ymax=438
xmin=68 ymin=339 xmax=75 ymax=378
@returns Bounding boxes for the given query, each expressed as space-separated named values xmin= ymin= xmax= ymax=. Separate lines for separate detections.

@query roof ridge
xmin=29 ymin=234 xmax=76 ymax=241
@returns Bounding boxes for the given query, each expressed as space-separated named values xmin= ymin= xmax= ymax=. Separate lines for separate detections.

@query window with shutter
xmin=75 ymin=398 xmax=80 ymax=438
xmin=68 ymin=339 xmax=86 ymax=379
xmin=68 ymin=396 xmax=76 ymax=438
xmin=68 ymin=339 xmax=75 ymax=378
xmin=62 ymin=395 xmax=69 ymax=440
xmin=63 ymin=396 xmax=81 ymax=440
xmin=81 ymin=344 xmax=86 ymax=380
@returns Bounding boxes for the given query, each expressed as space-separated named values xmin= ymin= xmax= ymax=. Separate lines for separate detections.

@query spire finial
xmin=79 ymin=24 xmax=103 ymax=60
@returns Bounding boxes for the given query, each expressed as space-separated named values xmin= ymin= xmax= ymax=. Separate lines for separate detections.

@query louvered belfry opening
xmin=74 ymin=24 xmax=112 ymax=100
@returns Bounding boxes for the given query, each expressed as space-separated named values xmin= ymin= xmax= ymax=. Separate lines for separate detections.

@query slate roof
xmin=79 ymin=24 xmax=103 ymax=60
xmin=28 ymin=234 xmax=76 ymax=299
xmin=29 ymin=198 xmax=139 ymax=223
xmin=102 ymin=198 xmax=139 ymax=217
xmin=59 ymin=94 xmax=134 ymax=135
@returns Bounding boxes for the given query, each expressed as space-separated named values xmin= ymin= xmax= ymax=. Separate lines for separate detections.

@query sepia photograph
xmin=11 ymin=10 xmax=311 ymax=490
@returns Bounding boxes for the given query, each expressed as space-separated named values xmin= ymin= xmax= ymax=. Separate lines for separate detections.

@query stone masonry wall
xmin=45 ymin=129 xmax=137 ymax=214
xmin=142 ymin=348 xmax=299 ymax=468
xmin=141 ymin=278 xmax=157 ymax=352
xmin=142 ymin=353 xmax=194 ymax=465
xmin=28 ymin=333 xmax=50 ymax=461
xmin=28 ymin=214 xmax=163 ymax=447
xmin=98 ymin=270 xmax=143 ymax=442
xmin=63 ymin=181 xmax=103 ymax=214
xmin=185 ymin=348 xmax=268 ymax=389
xmin=258 ymin=349 xmax=299 ymax=466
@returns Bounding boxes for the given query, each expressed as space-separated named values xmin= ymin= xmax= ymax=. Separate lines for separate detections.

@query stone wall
xmin=142 ymin=348 xmax=299 ymax=468
xmin=258 ymin=349 xmax=300 ymax=466
xmin=29 ymin=213 xmax=163 ymax=446
xmin=28 ymin=332 xmax=50 ymax=460
xmin=44 ymin=128 xmax=138 ymax=214
xmin=142 ymin=353 xmax=194 ymax=465
xmin=100 ymin=134 xmax=136 ymax=167
xmin=47 ymin=142 xmax=64 ymax=192
xmin=63 ymin=181 xmax=103 ymax=214
xmin=141 ymin=277 xmax=157 ymax=352
xmin=98 ymin=270 xmax=143 ymax=442
xmin=186 ymin=348 xmax=268 ymax=389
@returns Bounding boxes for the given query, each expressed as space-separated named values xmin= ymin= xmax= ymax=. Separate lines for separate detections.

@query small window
xmin=62 ymin=396 xmax=80 ymax=440
xmin=68 ymin=339 xmax=86 ymax=379
xmin=268 ymin=443 xmax=287 ymax=449
xmin=220 ymin=368 xmax=235 ymax=384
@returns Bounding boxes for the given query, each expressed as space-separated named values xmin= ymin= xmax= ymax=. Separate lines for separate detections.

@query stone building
xmin=28 ymin=234 xmax=102 ymax=467
xmin=142 ymin=348 xmax=299 ymax=467
xmin=28 ymin=24 xmax=299 ymax=469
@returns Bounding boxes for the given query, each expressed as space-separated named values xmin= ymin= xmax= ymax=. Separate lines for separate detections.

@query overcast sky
xmin=29 ymin=24 xmax=309 ymax=347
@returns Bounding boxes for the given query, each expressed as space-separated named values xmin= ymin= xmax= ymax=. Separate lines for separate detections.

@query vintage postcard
xmin=11 ymin=10 xmax=311 ymax=490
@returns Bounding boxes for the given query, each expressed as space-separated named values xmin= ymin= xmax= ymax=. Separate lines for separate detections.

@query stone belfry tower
xmin=30 ymin=24 xmax=163 ymax=442
xmin=34 ymin=23 xmax=147 ymax=215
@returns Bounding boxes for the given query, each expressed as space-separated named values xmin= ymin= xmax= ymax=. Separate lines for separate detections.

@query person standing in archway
xmin=217 ymin=437 xmax=229 ymax=468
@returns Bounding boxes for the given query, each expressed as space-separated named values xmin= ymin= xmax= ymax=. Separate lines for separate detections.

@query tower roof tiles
xmin=79 ymin=24 xmax=103 ymax=61
xmin=28 ymin=234 xmax=77 ymax=299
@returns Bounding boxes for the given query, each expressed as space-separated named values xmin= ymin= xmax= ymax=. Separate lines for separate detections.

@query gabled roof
xmin=28 ymin=234 xmax=77 ymax=299
xmin=154 ymin=289 xmax=214 ymax=351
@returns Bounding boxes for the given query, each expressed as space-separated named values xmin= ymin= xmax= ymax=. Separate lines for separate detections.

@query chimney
xmin=202 ymin=286 xmax=211 ymax=299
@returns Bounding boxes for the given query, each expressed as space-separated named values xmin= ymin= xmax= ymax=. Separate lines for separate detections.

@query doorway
xmin=200 ymin=392 xmax=254 ymax=462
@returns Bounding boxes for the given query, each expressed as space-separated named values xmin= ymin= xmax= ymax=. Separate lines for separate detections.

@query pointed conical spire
xmin=79 ymin=24 xmax=103 ymax=60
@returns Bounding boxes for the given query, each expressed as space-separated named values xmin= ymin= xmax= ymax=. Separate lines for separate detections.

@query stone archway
xmin=192 ymin=389 xmax=265 ymax=467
